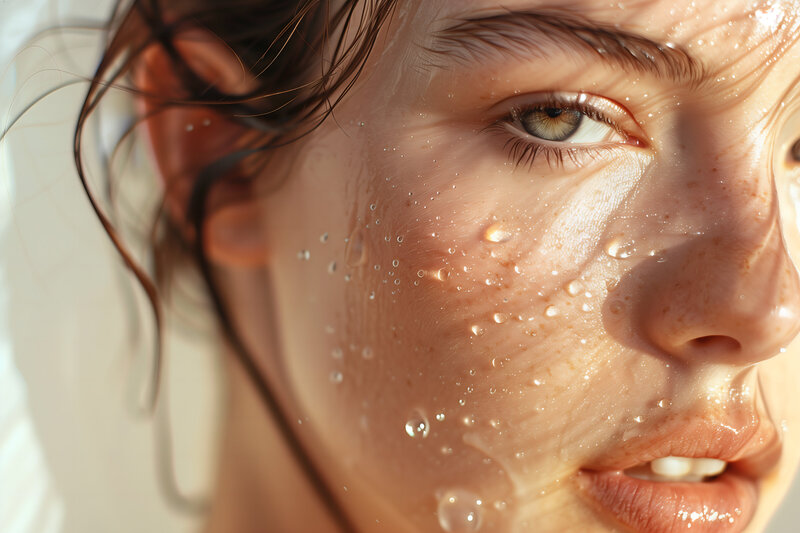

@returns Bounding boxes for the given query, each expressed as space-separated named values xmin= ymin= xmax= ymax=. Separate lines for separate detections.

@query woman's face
xmin=226 ymin=0 xmax=800 ymax=531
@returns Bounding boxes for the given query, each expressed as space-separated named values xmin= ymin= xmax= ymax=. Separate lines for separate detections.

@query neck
xmin=204 ymin=353 xmax=339 ymax=533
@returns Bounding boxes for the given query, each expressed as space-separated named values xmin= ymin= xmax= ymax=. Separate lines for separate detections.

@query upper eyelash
xmin=509 ymin=97 xmax=620 ymax=131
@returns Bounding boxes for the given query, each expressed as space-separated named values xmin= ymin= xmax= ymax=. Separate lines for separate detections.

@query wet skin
xmin=213 ymin=0 xmax=800 ymax=531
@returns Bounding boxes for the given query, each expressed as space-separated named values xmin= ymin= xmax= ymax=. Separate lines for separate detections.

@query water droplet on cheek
xmin=605 ymin=236 xmax=635 ymax=259
xmin=470 ymin=325 xmax=485 ymax=336
xmin=483 ymin=222 xmax=512 ymax=243
xmin=492 ymin=313 xmax=508 ymax=324
xmin=565 ymin=280 xmax=582 ymax=296
xmin=434 ymin=268 xmax=450 ymax=281
xmin=544 ymin=305 xmax=559 ymax=317
xmin=437 ymin=489 xmax=484 ymax=532
xmin=297 ymin=250 xmax=311 ymax=260
xmin=405 ymin=410 xmax=430 ymax=438
xmin=329 ymin=371 xmax=343 ymax=384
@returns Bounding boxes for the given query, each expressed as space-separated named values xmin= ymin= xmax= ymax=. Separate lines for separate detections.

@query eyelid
xmin=488 ymin=92 xmax=648 ymax=147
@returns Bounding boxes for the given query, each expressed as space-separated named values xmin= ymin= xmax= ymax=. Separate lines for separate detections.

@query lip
xmin=578 ymin=412 xmax=782 ymax=533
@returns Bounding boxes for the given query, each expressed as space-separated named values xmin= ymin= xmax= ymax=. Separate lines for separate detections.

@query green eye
xmin=520 ymin=108 xmax=583 ymax=141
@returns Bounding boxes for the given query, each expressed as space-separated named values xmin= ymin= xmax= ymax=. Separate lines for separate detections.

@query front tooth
xmin=650 ymin=456 xmax=692 ymax=478
xmin=689 ymin=458 xmax=727 ymax=477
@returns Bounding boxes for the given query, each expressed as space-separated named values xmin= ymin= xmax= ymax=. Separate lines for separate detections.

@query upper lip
xmin=581 ymin=409 xmax=782 ymax=478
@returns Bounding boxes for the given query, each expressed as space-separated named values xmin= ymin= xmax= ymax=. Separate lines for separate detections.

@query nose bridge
xmin=629 ymin=130 xmax=800 ymax=366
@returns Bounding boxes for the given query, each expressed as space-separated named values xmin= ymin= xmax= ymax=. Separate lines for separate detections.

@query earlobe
xmin=134 ymin=29 xmax=270 ymax=267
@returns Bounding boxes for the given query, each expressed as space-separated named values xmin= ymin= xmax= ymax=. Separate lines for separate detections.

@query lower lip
xmin=579 ymin=468 xmax=758 ymax=533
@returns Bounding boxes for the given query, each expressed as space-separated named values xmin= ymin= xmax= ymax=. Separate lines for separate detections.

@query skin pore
xmin=139 ymin=0 xmax=800 ymax=531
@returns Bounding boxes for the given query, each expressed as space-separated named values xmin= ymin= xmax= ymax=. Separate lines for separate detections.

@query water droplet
xmin=185 ymin=123 xmax=195 ymax=132
xmin=297 ymin=250 xmax=311 ymax=260
xmin=417 ymin=269 xmax=426 ymax=278
xmin=345 ymin=229 xmax=367 ymax=267
xmin=435 ymin=411 xmax=446 ymax=422
xmin=374 ymin=264 xmax=381 ymax=271
xmin=605 ymin=236 xmax=635 ymax=259
xmin=437 ymin=489 xmax=483 ymax=532
xmin=405 ymin=410 xmax=430 ymax=438
xmin=331 ymin=348 xmax=343 ymax=360
xmin=657 ymin=399 xmax=671 ymax=409
xmin=470 ymin=325 xmax=484 ymax=336
xmin=320 ymin=232 xmax=329 ymax=243
xmin=581 ymin=303 xmax=592 ymax=312
xmin=327 ymin=261 xmax=337 ymax=274
xmin=491 ymin=356 xmax=510 ymax=368
xmin=532 ymin=378 xmax=543 ymax=386
xmin=441 ymin=446 xmax=454 ymax=455
xmin=329 ymin=371 xmax=343 ymax=384
xmin=544 ymin=305 xmax=559 ymax=317
xmin=492 ymin=313 xmax=508 ymax=324
xmin=633 ymin=415 xmax=644 ymax=423
xmin=462 ymin=415 xmax=475 ymax=427
xmin=565 ymin=280 xmax=582 ymax=296
xmin=397 ymin=235 xmax=404 ymax=243
xmin=484 ymin=222 xmax=512 ymax=243
xmin=370 ymin=203 xmax=377 ymax=211
xmin=489 ymin=418 xmax=501 ymax=428
xmin=434 ymin=268 xmax=450 ymax=281
xmin=493 ymin=500 xmax=507 ymax=511
xmin=369 ymin=291 xmax=376 ymax=300
xmin=361 ymin=346 xmax=374 ymax=359
xmin=448 ymin=247 xmax=456 ymax=254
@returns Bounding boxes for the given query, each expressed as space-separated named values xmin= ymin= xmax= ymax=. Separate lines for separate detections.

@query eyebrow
xmin=426 ymin=9 xmax=706 ymax=85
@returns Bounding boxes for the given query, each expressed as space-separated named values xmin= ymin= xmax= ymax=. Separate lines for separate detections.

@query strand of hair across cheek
xmin=73 ymin=0 xmax=401 ymax=530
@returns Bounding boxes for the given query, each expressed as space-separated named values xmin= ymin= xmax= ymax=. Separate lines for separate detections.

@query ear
xmin=134 ymin=29 xmax=270 ymax=267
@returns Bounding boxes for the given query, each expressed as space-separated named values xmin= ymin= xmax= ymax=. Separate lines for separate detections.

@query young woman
xmin=72 ymin=0 xmax=800 ymax=531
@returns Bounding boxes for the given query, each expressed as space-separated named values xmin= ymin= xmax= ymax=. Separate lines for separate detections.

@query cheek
xmin=266 ymin=122 xmax=671 ymax=520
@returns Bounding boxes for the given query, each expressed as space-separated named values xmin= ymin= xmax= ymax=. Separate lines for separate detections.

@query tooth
xmin=689 ymin=458 xmax=727 ymax=477
xmin=650 ymin=456 xmax=692 ymax=478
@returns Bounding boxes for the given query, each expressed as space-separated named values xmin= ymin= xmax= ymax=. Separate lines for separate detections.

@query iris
xmin=520 ymin=107 xmax=583 ymax=141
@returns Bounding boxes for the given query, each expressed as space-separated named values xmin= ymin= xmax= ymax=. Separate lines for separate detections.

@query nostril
xmin=688 ymin=335 xmax=742 ymax=353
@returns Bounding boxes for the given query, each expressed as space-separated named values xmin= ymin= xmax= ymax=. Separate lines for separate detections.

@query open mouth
xmin=578 ymin=415 xmax=781 ymax=533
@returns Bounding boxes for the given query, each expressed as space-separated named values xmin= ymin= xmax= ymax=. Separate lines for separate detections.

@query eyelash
xmin=486 ymin=96 xmax=635 ymax=169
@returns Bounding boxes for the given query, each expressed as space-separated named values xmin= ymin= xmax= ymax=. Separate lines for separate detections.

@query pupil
xmin=545 ymin=108 xmax=563 ymax=118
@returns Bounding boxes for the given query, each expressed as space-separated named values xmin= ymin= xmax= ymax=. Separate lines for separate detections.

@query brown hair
xmin=75 ymin=0 xmax=399 ymax=529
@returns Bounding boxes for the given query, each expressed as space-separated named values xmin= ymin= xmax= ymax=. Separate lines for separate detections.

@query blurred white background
xmin=1 ymin=1 xmax=799 ymax=532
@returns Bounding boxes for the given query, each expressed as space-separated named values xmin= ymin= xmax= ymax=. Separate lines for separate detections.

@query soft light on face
xmin=228 ymin=0 xmax=800 ymax=531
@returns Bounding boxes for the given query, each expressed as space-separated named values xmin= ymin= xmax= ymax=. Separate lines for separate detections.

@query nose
xmin=636 ymin=180 xmax=800 ymax=367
